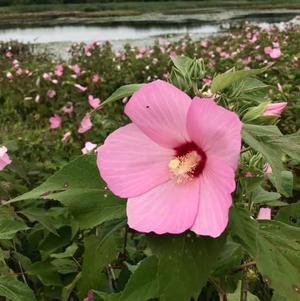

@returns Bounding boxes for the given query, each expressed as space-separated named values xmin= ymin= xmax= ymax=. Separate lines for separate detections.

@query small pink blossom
xmin=61 ymin=131 xmax=71 ymax=143
xmin=63 ymin=102 xmax=74 ymax=114
xmin=170 ymin=51 xmax=177 ymax=57
xmin=47 ymin=89 xmax=56 ymax=98
xmin=92 ymin=74 xmax=100 ymax=83
xmin=43 ymin=73 xmax=52 ymax=81
xmin=88 ymin=95 xmax=101 ymax=109
xmin=49 ymin=114 xmax=62 ymax=129
xmin=263 ymin=102 xmax=287 ymax=116
xmin=0 ymin=146 xmax=12 ymax=171
xmin=35 ymin=94 xmax=40 ymax=103
xmin=97 ymin=80 xmax=242 ymax=237
xmin=257 ymin=208 xmax=271 ymax=220
xmin=81 ymin=141 xmax=97 ymax=154
xmin=200 ymin=39 xmax=208 ymax=48
xmin=55 ymin=64 xmax=64 ymax=77
xmin=71 ymin=64 xmax=81 ymax=74
xmin=264 ymin=46 xmax=281 ymax=59
xmin=16 ymin=68 xmax=23 ymax=76
xmin=74 ymin=84 xmax=87 ymax=92
xmin=5 ymin=51 xmax=12 ymax=58
xmin=78 ymin=114 xmax=92 ymax=134
xmin=6 ymin=72 xmax=13 ymax=80
xmin=264 ymin=163 xmax=272 ymax=174
xmin=83 ymin=290 xmax=94 ymax=301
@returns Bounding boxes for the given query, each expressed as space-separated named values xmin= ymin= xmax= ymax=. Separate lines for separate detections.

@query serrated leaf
xmin=148 ymin=233 xmax=226 ymax=301
xmin=51 ymin=243 xmax=78 ymax=259
xmin=0 ymin=276 xmax=36 ymax=301
xmin=211 ymin=67 xmax=267 ymax=93
xmin=268 ymin=171 xmax=293 ymax=197
xmin=271 ymin=131 xmax=300 ymax=162
xmin=230 ymin=207 xmax=300 ymax=300
xmin=170 ymin=55 xmax=194 ymax=75
xmin=20 ymin=207 xmax=59 ymax=235
xmin=96 ymin=256 xmax=159 ymax=301
xmin=252 ymin=186 xmax=281 ymax=204
xmin=101 ymin=84 xmax=144 ymax=108
xmin=51 ymin=258 xmax=78 ymax=274
xmin=275 ymin=202 xmax=300 ymax=227
xmin=242 ymin=124 xmax=285 ymax=193
xmin=77 ymin=233 xmax=120 ymax=298
xmin=10 ymin=155 xmax=126 ymax=230
xmin=0 ymin=208 xmax=29 ymax=239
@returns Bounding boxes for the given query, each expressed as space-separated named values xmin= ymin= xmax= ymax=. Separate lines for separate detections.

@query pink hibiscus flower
xmin=88 ymin=95 xmax=101 ymax=109
xmin=49 ymin=114 xmax=62 ymax=129
xmin=61 ymin=131 xmax=71 ymax=143
xmin=81 ymin=141 xmax=97 ymax=154
xmin=97 ymin=80 xmax=242 ymax=237
xmin=78 ymin=114 xmax=92 ymax=134
xmin=264 ymin=46 xmax=281 ymax=59
xmin=257 ymin=208 xmax=271 ymax=220
xmin=0 ymin=146 xmax=12 ymax=171
xmin=263 ymin=102 xmax=287 ymax=116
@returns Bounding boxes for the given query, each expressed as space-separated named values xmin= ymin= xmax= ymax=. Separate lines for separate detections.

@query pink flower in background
xmin=71 ymin=64 xmax=81 ymax=74
xmin=35 ymin=94 xmax=40 ymax=103
xmin=170 ymin=51 xmax=177 ymax=57
xmin=200 ymin=39 xmax=208 ymax=48
xmin=43 ymin=73 xmax=52 ymax=81
xmin=0 ymin=146 xmax=12 ymax=171
xmin=88 ymin=95 xmax=101 ymax=109
xmin=49 ymin=115 xmax=61 ymax=129
xmin=92 ymin=73 xmax=100 ymax=83
xmin=78 ymin=114 xmax=92 ymax=134
xmin=83 ymin=290 xmax=94 ymax=301
xmin=81 ymin=141 xmax=97 ymax=154
xmin=6 ymin=51 xmax=12 ymax=58
xmin=97 ymin=80 xmax=242 ymax=237
xmin=74 ymin=84 xmax=87 ymax=92
xmin=55 ymin=64 xmax=64 ymax=77
xmin=263 ymin=102 xmax=287 ymax=116
xmin=6 ymin=72 xmax=13 ymax=80
xmin=61 ymin=131 xmax=71 ymax=143
xmin=63 ymin=102 xmax=74 ymax=114
xmin=16 ymin=68 xmax=23 ymax=76
xmin=257 ymin=208 xmax=271 ymax=220
xmin=264 ymin=163 xmax=272 ymax=174
xmin=264 ymin=46 xmax=281 ymax=59
xmin=47 ymin=89 xmax=56 ymax=98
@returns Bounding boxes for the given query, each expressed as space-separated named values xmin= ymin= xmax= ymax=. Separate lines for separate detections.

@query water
xmin=0 ymin=23 xmax=220 ymax=44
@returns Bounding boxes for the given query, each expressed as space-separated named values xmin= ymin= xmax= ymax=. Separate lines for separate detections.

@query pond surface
xmin=0 ymin=23 xmax=221 ymax=44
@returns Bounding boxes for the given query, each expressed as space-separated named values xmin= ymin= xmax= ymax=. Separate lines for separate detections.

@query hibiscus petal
xmin=191 ymin=157 xmax=235 ymax=238
xmin=125 ymin=80 xmax=191 ymax=148
xmin=127 ymin=179 xmax=200 ymax=234
xmin=187 ymin=98 xmax=242 ymax=169
xmin=97 ymin=123 xmax=174 ymax=198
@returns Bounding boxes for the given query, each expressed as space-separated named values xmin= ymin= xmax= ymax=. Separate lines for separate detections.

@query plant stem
xmin=240 ymin=266 xmax=248 ymax=301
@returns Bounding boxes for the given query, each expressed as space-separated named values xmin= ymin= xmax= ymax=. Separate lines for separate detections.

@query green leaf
xmin=51 ymin=258 xmax=78 ymax=274
xmin=211 ymin=67 xmax=267 ymax=93
xmin=96 ymin=256 xmax=159 ymax=301
xmin=275 ymin=202 xmax=300 ymax=227
xmin=170 ymin=55 xmax=194 ymax=75
xmin=268 ymin=171 xmax=293 ymax=197
xmin=230 ymin=207 xmax=300 ymax=300
xmin=227 ymin=281 xmax=259 ymax=301
xmin=101 ymin=84 xmax=144 ymax=108
xmin=271 ymin=131 xmax=300 ymax=162
xmin=0 ymin=208 xmax=29 ymax=239
xmin=0 ymin=276 xmax=36 ymax=301
xmin=51 ymin=243 xmax=78 ymax=259
xmin=252 ymin=186 xmax=281 ymax=204
xmin=11 ymin=155 xmax=126 ymax=230
xmin=29 ymin=260 xmax=62 ymax=286
xmin=62 ymin=272 xmax=81 ymax=301
xmin=148 ymin=233 xmax=226 ymax=301
xmin=20 ymin=207 xmax=59 ymax=235
xmin=77 ymin=233 xmax=120 ymax=298
xmin=242 ymin=124 xmax=285 ymax=193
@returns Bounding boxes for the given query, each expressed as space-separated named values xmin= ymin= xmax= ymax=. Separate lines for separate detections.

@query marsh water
xmin=0 ymin=9 xmax=299 ymax=53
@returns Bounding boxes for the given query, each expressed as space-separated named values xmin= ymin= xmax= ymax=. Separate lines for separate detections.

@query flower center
xmin=168 ymin=142 xmax=206 ymax=184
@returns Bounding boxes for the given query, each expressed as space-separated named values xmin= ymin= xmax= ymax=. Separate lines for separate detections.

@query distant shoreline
xmin=0 ymin=1 xmax=300 ymax=29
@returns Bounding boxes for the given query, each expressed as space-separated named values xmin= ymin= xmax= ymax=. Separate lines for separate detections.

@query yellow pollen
xmin=168 ymin=151 xmax=200 ymax=184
